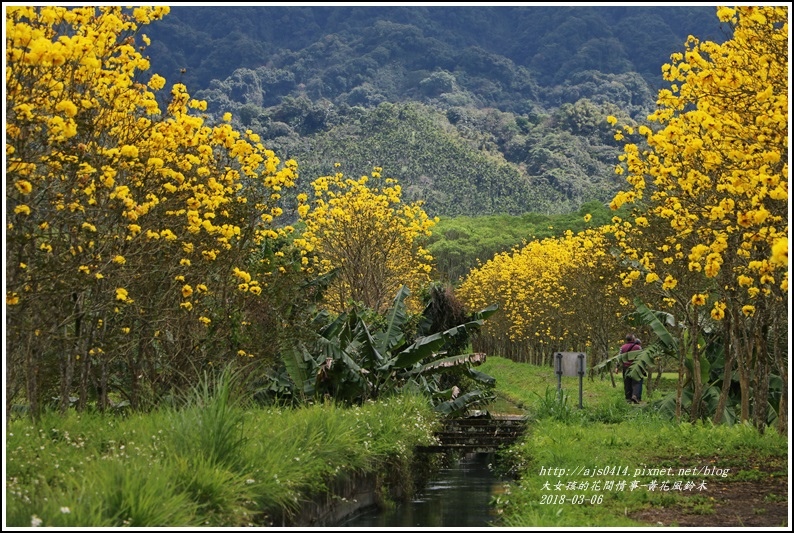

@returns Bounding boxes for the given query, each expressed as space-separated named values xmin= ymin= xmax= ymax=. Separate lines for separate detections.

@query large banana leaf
xmin=616 ymin=298 xmax=680 ymax=380
xmin=266 ymin=286 xmax=499 ymax=413
xmin=317 ymin=310 xmax=348 ymax=341
xmin=625 ymin=343 xmax=668 ymax=381
xmin=472 ymin=303 xmax=499 ymax=321
xmin=467 ymin=367 xmax=496 ymax=387
xmin=388 ymin=310 xmax=493 ymax=370
xmin=374 ymin=284 xmax=410 ymax=353
xmin=656 ymin=385 xmax=738 ymax=425
xmin=278 ymin=341 xmax=316 ymax=395
xmin=388 ymin=332 xmax=448 ymax=369
xmin=410 ymin=352 xmax=485 ymax=373
xmin=630 ymin=298 xmax=677 ymax=351
xmin=351 ymin=313 xmax=385 ymax=368
xmin=434 ymin=390 xmax=495 ymax=416
xmin=407 ymin=354 xmax=493 ymax=386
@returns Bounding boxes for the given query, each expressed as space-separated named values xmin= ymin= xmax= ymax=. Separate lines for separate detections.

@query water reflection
xmin=337 ymin=452 xmax=503 ymax=528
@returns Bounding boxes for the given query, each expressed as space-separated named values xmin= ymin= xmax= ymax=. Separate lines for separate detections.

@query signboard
xmin=554 ymin=352 xmax=586 ymax=408
xmin=554 ymin=351 xmax=586 ymax=377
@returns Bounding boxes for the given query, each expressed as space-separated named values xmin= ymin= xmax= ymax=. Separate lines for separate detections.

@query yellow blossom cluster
xmin=295 ymin=167 xmax=438 ymax=314
xmin=458 ymin=227 xmax=632 ymax=356
xmin=606 ymin=6 xmax=787 ymax=322
xmin=6 ymin=6 xmax=297 ymax=403
xmin=601 ymin=7 xmax=786 ymax=427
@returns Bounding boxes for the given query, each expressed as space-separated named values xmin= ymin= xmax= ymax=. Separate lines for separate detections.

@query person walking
xmin=617 ymin=334 xmax=643 ymax=403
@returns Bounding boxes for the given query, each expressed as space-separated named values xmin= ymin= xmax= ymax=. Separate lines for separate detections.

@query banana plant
xmin=592 ymin=298 xmax=678 ymax=380
xmin=263 ymin=285 xmax=499 ymax=414
xmin=592 ymin=298 xmax=756 ymax=424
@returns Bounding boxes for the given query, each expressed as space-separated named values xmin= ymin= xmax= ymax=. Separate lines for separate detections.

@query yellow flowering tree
xmin=294 ymin=166 xmax=437 ymax=314
xmin=607 ymin=6 xmax=788 ymax=430
xmin=6 ymin=6 xmax=299 ymax=417
xmin=458 ymin=225 xmax=633 ymax=367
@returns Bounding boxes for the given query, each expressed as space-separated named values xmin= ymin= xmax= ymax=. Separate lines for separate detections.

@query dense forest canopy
xmin=142 ymin=5 xmax=728 ymax=218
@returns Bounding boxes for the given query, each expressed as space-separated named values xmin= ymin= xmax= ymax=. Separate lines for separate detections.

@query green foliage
xmin=5 ymin=391 xmax=438 ymax=527
xmin=592 ymin=298 xmax=678 ymax=382
xmin=531 ymin=387 xmax=580 ymax=423
xmin=171 ymin=455 xmax=255 ymax=526
xmin=260 ymin=285 xmax=498 ymax=415
xmin=589 ymin=298 xmax=783 ymax=429
xmin=167 ymin=367 xmax=249 ymax=470
xmin=140 ymin=7 xmax=723 ymax=223
xmin=77 ymin=459 xmax=200 ymax=527
xmin=477 ymin=357 xmax=786 ymax=527
xmin=427 ymin=200 xmax=621 ymax=282
xmin=147 ymin=6 xmax=723 ymax=105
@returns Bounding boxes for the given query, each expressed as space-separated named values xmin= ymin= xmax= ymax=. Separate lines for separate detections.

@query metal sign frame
xmin=554 ymin=352 xmax=586 ymax=409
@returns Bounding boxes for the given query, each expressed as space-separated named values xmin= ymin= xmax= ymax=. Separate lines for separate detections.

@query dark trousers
xmin=622 ymin=367 xmax=643 ymax=402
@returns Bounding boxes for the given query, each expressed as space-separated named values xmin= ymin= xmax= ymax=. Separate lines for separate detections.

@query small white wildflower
xmin=246 ymin=479 xmax=255 ymax=485
xmin=60 ymin=506 xmax=71 ymax=514
xmin=31 ymin=515 xmax=43 ymax=527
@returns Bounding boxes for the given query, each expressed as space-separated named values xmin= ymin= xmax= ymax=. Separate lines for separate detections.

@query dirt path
xmin=631 ymin=477 xmax=789 ymax=527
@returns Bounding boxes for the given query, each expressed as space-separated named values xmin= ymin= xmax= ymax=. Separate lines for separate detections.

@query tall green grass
xmin=480 ymin=357 xmax=788 ymax=527
xmin=5 ymin=371 xmax=439 ymax=527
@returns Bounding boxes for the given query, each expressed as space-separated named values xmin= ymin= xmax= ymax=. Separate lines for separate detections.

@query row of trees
xmin=458 ymin=225 xmax=631 ymax=366
xmin=609 ymin=5 xmax=788 ymax=432
xmin=5 ymin=6 xmax=307 ymax=416
xmin=457 ymin=6 xmax=788 ymax=433
xmin=5 ymin=6 xmax=787 ymax=435
xmin=427 ymin=200 xmax=621 ymax=283
xmin=6 ymin=6 xmax=488 ymax=421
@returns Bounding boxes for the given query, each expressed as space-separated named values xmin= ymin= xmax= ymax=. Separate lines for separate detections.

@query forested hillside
xmin=142 ymin=6 xmax=727 ymax=217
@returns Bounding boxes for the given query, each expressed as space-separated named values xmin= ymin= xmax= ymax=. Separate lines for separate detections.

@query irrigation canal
xmin=336 ymin=413 xmax=528 ymax=527
xmin=336 ymin=451 xmax=506 ymax=528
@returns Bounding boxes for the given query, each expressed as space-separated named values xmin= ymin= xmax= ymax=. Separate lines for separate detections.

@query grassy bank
xmin=5 ymin=372 xmax=439 ymax=528
xmin=479 ymin=357 xmax=789 ymax=527
xmin=5 ymin=358 xmax=787 ymax=528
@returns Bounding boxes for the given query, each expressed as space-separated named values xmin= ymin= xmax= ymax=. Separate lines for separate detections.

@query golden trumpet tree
xmin=6 ymin=6 xmax=298 ymax=417
xmin=294 ymin=167 xmax=437 ymax=314
xmin=458 ymin=224 xmax=632 ymax=366
xmin=607 ymin=6 xmax=788 ymax=430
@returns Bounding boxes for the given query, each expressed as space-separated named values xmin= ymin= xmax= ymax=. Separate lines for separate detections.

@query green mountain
xmin=143 ymin=5 xmax=727 ymax=218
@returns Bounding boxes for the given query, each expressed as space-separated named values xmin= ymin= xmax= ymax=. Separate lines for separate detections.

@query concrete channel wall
xmin=280 ymin=415 xmax=528 ymax=526
xmin=282 ymin=472 xmax=388 ymax=527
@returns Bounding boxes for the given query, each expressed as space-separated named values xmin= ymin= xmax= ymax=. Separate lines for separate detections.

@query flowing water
xmin=336 ymin=452 xmax=506 ymax=528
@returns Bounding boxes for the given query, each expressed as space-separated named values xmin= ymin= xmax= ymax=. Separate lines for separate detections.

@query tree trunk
xmin=733 ymin=316 xmax=752 ymax=423
xmin=689 ymin=337 xmax=703 ymax=422
xmin=773 ymin=337 xmax=787 ymax=435
xmin=79 ymin=351 xmax=91 ymax=412
xmin=654 ymin=365 xmax=663 ymax=391
xmin=26 ymin=345 xmax=40 ymax=422
xmin=713 ymin=329 xmax=735 ymax=425
xmin=675 ymin=340 xmax=685 ymax=423
xmin=59 ymin=334 xmax=74 ymax=415
xmin=752 ymin=326 xmax=769 ymax=433
xmin=99 ymin=358 xmax=109 ymax=412
xmin=777 ymin=372 xmax=787 ymax=435
xmin=129 ymin=336 xmax=141 ymax=410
